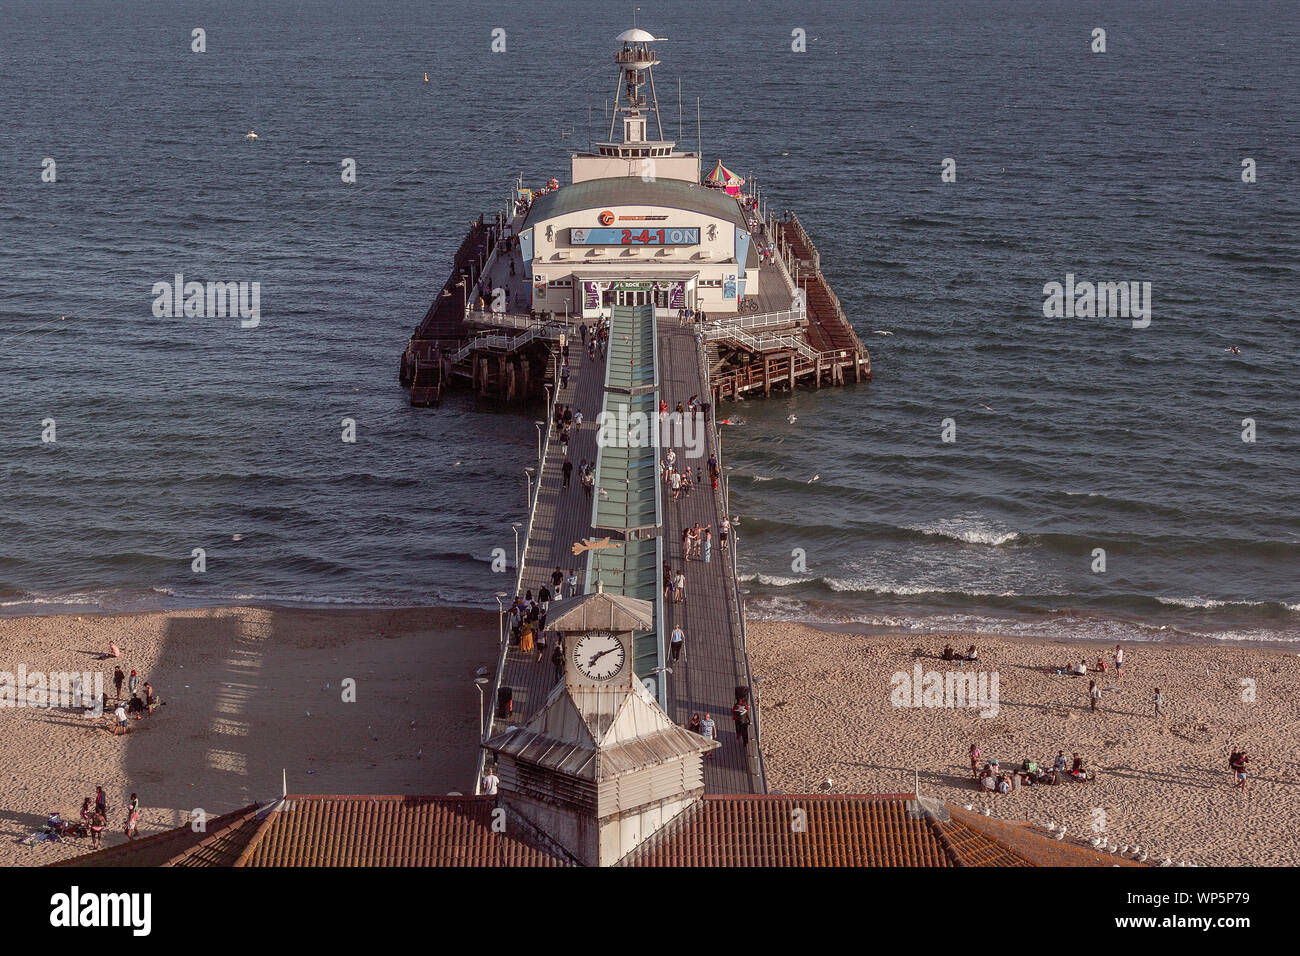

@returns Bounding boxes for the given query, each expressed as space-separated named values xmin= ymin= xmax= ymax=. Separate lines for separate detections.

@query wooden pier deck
xmin=658 ymin=323 xmax=765 ymax=795
xmin=480 ymin=318 xmax=764 ymax=796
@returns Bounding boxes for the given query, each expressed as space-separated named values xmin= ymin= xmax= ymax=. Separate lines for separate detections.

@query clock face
xmin=572 ymin=631 xmax=627 ymax=681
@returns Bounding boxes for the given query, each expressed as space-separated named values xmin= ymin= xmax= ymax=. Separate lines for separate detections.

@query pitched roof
xmin=48 ymin=794 xmax=1136 ymax=867
xmin=524 ymin=178 xmax=747 ymax=231
xmin=619 ymin=796 xmax=1140 ymax=867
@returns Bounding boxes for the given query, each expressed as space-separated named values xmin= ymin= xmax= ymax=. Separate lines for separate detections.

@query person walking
xmin=732 ymin=699 xmax=751 ymax=749
xmin=551 ymin=639 xmax=565 ymax=681
xmin=565 ymin=568 xmax=578 ymax=598
xmin=1115 ymin=644 xmax=1125 ymax=676
xmin=1229 ymin=748 xmax=1250 ymax=793
xmin=1089 ymin=679 xmax=1101 ymax=712
xmin=670 ymin=624 xmax=685 ymax=663
xmin=700 ymin=713 xmax=717 ymax=758
xmin=673 ymin=569 xmax=686 ymax=604
xmin=1153 ymin=687 xmax=1163 ymax=717
xmin=482 ymin=768 xmax=500 ymax=796
xmin=702 ymin=527 xmax=712 ymax=564
xmin=113 ymin=666 xmax=125 ymax=701
xmin=89 ymin=808 xmax=106 ymax=849
xmin=562 ymin=458 xmax=573 ymax=488
xmin=968 ymin=743 xmax=982 ymax=777
xmin=687 ymin=712 xmax=702 ymax=736
xmin=538 ymin=585 xmax=551 ymax=614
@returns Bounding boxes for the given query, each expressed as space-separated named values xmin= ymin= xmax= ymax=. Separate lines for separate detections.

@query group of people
xmin=578 ymin=318 xmax=609 ymax=362
xmin=1054 ymin=645 xmax=1126 ymax=678
xmin=969 ymin=745 xmax=1092 ymax=793
xmin=662 ymin=562 xmax=687 ymax=604
xmin=45 ymin=786 xmax=140 ymax=849
xmin=109 ymin=665 xmax=158 ymax=734
xmin=941 ymin=644 xmax=978 ymax=663
xmin=684 ymin=688 xmax=753 ymax=756
xmin=675 ymin=307 xmax=708 ymax=326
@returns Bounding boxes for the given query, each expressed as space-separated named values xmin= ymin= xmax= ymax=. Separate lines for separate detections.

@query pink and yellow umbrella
xmin=704 ymin=159 xmax=744 ymax=188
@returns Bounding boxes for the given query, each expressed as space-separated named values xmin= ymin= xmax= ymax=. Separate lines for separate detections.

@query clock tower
xmin=483 ymin=590 xmax=717 ymax=866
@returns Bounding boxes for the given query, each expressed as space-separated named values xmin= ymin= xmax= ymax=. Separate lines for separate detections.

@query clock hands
xmin=587 ymin=647 xmax=620 ymax=668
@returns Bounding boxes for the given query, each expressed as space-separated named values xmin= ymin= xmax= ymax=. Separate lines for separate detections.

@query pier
xmin=479 ymin=305 xmax=765 ymax=796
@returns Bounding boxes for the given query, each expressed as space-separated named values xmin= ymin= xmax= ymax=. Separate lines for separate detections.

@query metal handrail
xmin=703 ymin=307 xmax=806 ymax=334
xmin=713 ymin=324 xmax=819 ymax=362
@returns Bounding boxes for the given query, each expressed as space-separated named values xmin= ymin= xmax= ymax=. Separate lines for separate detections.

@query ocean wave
xmin=905 ymin=519 xmax=1020 ymax=546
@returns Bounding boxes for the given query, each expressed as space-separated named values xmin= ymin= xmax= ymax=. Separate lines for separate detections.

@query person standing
xmin=566 ymin=568 xmax=578 ymax=598
xmin=1089 ymin=679 xmax=1101 ymax=712
xmin=562 ymin=458 xmax=573 ymax=488
xmin=538 ymin=585 xmax=551 ymax=614
xmin=732 ymin=699 xmax=751 ymax=749
xmin=702 ymin=527 xmax=712 ymax=564
xmin=128 ymin=669 xmax=141 ymax=697
xmin=688 ymin=713 xmax=702 ymax=735
xmin=1114 ymin=644 xmax=1125 ymax=676
xmin=143 ymin=681 xmax=156 ymax=716
xmin=113 ymin=700 xmax=129 ymax=734
xmin=124 ymin=794 xmax=140 ymax=841
xmin=968 ymin=743 xmax=982 ymax=777
xmin=720 ymin=516 xmax=731 ymax=551
xmin=1229 ymin=749 xmax=1249 ymax=793
xmin=670 ymin=624 xmax=685 ymax=663
xmin=482 ymin=768 xmax=500 ymax=796
xmin=699 ymin=713 xmax=717 ymax=758
xmin=1153 ymin=687 xmax=1163 ymax=717
xmin=551 ymin=639 xmax=565 ymax=682
xmin=673 ymin=569 xmax=686 ymax=604
xmin=113 ymin=666 xmax=125 ymax=701
xmin=89 ymin=808 xmax=106 ymax=850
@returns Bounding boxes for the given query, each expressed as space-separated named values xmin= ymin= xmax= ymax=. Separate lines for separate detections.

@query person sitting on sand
xmin=1073 ymin=659 xmax=1088 ymax=676
xmin=980 ymin=773 xmax=997 ymax=792
xmin=943 ymin=644 xmax=956 ymax=662
xmin=1053 ymin=751 xmax=1067 ymax=773
xmin=1070 ymin=753 xmax=1085 ymax=779
xmin=1095 ymin=656 xmax=1108 ymax=672
xmin=997 ymin=774 xmax=1011 ymax=794
xmin=967 ymin=645 xmax=978 ymax=663
xmin=127 ymin=693 xmax=146 ymax=719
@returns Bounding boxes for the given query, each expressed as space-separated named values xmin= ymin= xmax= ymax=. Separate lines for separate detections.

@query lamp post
xmin=544 ymin=384 xmax=552 ymax=419
xmin=510 ymin=522 xmax=522 ymax=575
xmin=524 ymin=466 xmax=535 ymax=510
xmin=494 ymin=591 xmax=508 ymax=645
xmin=475 ymin=676 xmax=490 ymax=741
xmin=534 ymin=420 xmax=544 ymax=462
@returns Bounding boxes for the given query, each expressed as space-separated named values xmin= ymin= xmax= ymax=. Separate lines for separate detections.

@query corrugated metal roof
xmin=547 ymin=591 xmax=654 ymax=631
xmin=604 ymin=304 xmax=658 ymax=393
xmin=524 ymin=178 xmax=748 ymax=231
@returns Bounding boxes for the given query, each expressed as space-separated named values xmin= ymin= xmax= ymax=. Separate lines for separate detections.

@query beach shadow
xmin=839 ymin=761 xmax=975 ymax=791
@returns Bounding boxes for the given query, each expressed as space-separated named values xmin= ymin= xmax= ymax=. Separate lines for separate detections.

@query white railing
xmin=704 ymin=306 xmax=806 ymax=334
xmin=451 ymin=325 xmax=550 ymax=363
xmin=464 ymin=310 xmax=537 ymax=330
xmin=706 ymin=323 xmax=819 ymax=362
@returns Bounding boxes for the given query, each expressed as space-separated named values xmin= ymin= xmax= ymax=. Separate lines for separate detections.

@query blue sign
xmin=570 ymin=227 xmax=699 ymax=246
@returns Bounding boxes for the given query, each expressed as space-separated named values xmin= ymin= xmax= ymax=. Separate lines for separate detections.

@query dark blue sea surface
xmin=1 ymin=1 xmax=1296 ymax=644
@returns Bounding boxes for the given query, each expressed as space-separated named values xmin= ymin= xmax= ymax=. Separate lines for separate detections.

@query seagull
xmin=1090 ymin=837 xmax=1103 ymax=847
xmin=963 ymin=804 xmax=974 ymax=811
xmin=981 ymin=808 xmax=991 ymax=817
xmin=786 ymin=414 xmax=797 ymax=424
xmin=1160 ymin=857 xmax=1172 ymax=867
xmin=244 ymin=130 xmax=258 ymax=141
xmin=807 ymin=474 xmax=820 ymax=483
xmin=1055 ymin=830 xmax=1066 ymax=840
xmin=231 ymin=534 xmax=244 ymax=541
xmin=1046 ymin=822 xmax=1057 ymax=831
xmin=819 ymin=777 xmax=833 ymax=791
xmin=870 ymin=330 xmax=894 ymax=336
xmin=977 ymin=403 xmax=994 ymax=412
xmin=1138 ymin=852 xmax=1148 ymax=862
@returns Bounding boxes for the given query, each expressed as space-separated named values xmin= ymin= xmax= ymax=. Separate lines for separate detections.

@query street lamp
xmin=475 ymin=676 xmax=490 ymax=741
xmin=510 ymin=522 xmax=522 ymax=574
xmin=534 ymin=420 xmax=545 ymax=461
xmin=544 ymin=384 xmax=552 ymax=418
xmin=524 ymin=466 xmax=535 ymax=510
xmin=494 ymin=591 xmax=508 ymax=646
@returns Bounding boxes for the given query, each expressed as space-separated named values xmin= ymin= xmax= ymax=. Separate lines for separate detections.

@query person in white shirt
xmin=113 ymin=703 xmax=128 ymax=735
xmin=1114 ymin=645 xmax=1125 ymax=675
xmin=699 ymin=714 xmax=717 ymax=760
xmin=482 ymin=770 xmax=500 ymax=796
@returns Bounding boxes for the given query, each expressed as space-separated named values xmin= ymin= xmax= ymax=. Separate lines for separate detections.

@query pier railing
xmin=704 ymin=306 xmax=806 ymax=334
xmin=708 ymin=324 xmax=820 ymax=362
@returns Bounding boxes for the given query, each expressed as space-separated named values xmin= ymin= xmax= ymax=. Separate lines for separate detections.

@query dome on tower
xmin=615 ymin=28 xmax=658 ymax=43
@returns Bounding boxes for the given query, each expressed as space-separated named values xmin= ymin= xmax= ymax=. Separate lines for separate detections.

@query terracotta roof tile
xmin=241 ymin=796 xmax=570 ymax=867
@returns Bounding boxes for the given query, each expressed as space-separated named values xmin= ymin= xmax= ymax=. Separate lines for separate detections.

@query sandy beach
xmin=0 ymin=606 xmax=496 ymax=866
xmin=748 ymin=622 xmax=1300 ymax=866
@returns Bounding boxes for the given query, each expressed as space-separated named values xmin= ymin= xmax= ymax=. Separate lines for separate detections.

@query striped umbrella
xmin=704 ymin=159 xmax=744 ymax=187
